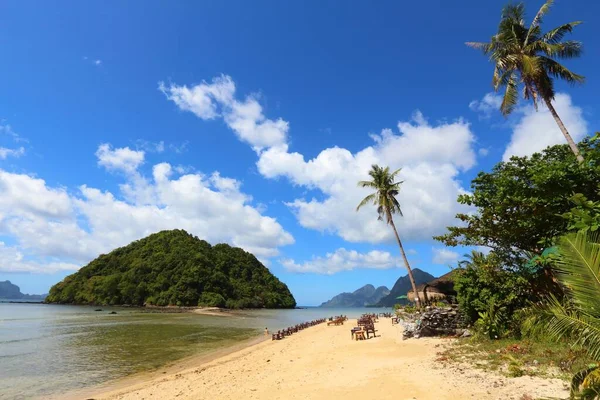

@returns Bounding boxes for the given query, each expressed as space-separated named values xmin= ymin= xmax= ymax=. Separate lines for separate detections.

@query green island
xmin=45 ymin=229 xmax=296 ymax=309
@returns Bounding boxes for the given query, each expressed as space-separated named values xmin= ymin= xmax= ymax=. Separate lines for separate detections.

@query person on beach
xmin=264 ymin=327 xmax=269 ymax=336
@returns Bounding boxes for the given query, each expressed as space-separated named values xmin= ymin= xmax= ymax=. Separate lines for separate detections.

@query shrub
xmin=198 ymin=292 xmax=226 ymax=307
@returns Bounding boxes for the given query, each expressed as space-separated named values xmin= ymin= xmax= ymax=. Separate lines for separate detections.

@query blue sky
xmin=0 ymin=0 xmax=598 ymax=305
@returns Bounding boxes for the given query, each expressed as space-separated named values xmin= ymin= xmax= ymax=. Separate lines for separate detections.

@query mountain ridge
xmin=375 ymin=268 xmax=436 ymax=307
xmin=319 ymin=284 xmax=390 ymax=308
xmin=0 ymin=280 xmax=47 ymax=301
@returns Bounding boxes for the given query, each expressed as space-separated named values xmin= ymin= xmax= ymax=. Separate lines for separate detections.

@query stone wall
xmin=399 ymin=305 xmax=469 ymax=339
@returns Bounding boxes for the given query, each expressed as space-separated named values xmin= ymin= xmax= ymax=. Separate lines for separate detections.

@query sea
xmin=0 ymin=302 xmax=390 ymax=399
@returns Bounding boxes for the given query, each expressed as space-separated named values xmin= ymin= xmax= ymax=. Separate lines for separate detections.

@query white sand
xmin=91 ymin=318 xmax=568 ymax=400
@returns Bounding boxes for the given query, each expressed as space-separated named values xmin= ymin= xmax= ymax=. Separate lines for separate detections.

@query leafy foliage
xmin=563 ymin=192 xmax=600 ymax=234
xmin=474 ymin=300 xmax=506 ymax=340
xmin=46 ymin=230 xmax=296 ymax=309
xmin=466 ymin=0 xmax=584 ymax=116
xmin=454 ymin=251 xmax=538 ymax=339
xmin=524 ymin=232 xmax=600 ymax=398
xmin=434 ymin=138 xmax=600 ymax=265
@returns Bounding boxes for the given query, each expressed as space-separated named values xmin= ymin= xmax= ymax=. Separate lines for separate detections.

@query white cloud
xmin=164 ymin=75 xmax=477 ymax=245
xmin=281 ymin=248 xmax=401 ymax=275
xmin=503 ymin=93 xmax=588 ymax=161
xmin=469 ymin=93 xmax=502 ymax=119
xmin=96 ymin=143 xmax=145 ymax=174
xmin=478 ymin=148 xmax=489 ymax=157
xmin=161 ymin=75 xmax=288 ymax=151
xmin=0 ymin=242 xmax=79 ymax=273
xmin=0 ymin=123 xmax=27 ymax=158
xmin=0 ymin=146 xmax=294 ymax=273
xmin=432 ymin=247 xmax=461 ymax=265
xmin=0 ymin=146 xmax=25 ymax=159
xmin=258 ymin=115 xmax=475 ymax=243
xmin=94 ymin=60 xmax=102 ymax=66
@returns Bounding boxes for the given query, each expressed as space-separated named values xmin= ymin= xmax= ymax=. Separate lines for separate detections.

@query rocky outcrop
xmin=399 ymin=305 xmax=468 ymax=339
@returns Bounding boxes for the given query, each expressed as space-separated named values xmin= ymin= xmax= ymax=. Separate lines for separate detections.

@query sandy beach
xmin=90 ymin=318 xmax=568 ymax=400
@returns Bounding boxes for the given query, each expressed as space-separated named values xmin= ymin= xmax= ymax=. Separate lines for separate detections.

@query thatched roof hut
xmin=407 ymin=270 xmax=458 ymax=303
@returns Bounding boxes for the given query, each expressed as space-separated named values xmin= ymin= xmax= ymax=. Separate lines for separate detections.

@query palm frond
xmin=539 ymin=57 xmax=585 ymax=84
xmin=543 ymin=21 xmax=582 ymax=44
xmin=356 ymin=193 xmax=377 ymax=211
xmin=526 ymin=233 xmax=600 ymax=361
xmin=499 ymin=72 xmax=519 ymax=116
xmin=554 ymin=233 xmax=600 ymax=309
xmin=554 ymin=40 xmax=584 ymax=59
xmin=526 ymin=0 xmax=554 ymax=45
xmin=465 ymin=41 xmax=491 ymax=53
xmin=356 ymin=164 xmax=405 ymax=223
xmin=357 ymin=180 xmax=378 ymax=189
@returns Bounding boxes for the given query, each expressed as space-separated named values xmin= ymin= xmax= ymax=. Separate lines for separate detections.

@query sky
xmin=0 ymin=0 xmax=598 ymax=306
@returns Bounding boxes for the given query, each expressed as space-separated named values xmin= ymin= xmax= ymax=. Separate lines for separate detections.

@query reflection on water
xmin=0 ymin=304 xmax=388 ymax=399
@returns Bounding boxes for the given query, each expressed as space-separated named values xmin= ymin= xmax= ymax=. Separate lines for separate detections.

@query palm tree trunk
xmin=388 ymin=213 xmax=421 ymax=309
xmin=543 ymin=96 xmax=584 ymax=163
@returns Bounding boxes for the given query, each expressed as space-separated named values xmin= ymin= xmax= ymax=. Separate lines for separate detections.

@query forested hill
xmin=46 ymin=230 xmax=296 ymax=309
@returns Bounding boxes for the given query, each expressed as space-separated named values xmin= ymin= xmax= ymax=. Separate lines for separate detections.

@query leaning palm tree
xmin=356 ymin=165 xmax=420 ymax=308
xmin=467 ymin=0 xmax=585 ymax=163
xmin=525 ymin=232 xmax=600 ymax=398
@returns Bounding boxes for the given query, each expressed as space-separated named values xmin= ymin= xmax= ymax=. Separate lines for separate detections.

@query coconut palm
xmin=525 ymin=232 xmax=600 ymax=398
xmin=467 ymin=0 xmax=585 ymax=163
xmin=356 ymin=164 xmax=420 ymax=308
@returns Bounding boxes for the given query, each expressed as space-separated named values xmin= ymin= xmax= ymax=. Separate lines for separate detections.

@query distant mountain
xmin=0 ymin=280 xmax=47 ymax=301
xmin=375 ymin=269 xmax=435 ymax=307
xmin=319 ymin=284 xmax=390 ymax=308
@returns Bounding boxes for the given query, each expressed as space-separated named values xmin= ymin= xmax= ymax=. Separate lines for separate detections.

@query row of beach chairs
xmin=326 ymin=315 xmax=348 ymax=326
xmin=271 ymin=318 xmax=326 ymax=340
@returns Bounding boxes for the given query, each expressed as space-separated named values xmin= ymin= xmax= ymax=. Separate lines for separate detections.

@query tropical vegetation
xmin=435 ymin=134 xmax=600 ymax=395
xmin=434 ymin=135 xmax=600 ymax=267
xmin=46 ymin=229 xmax=296 ymax=309
xmin=524 ymin=232 xmax=600 ymax=398
xmin=356 ymin=164 xmax=421 ymax=307
xmin=467 ymin=0 xmax=585 ymax=162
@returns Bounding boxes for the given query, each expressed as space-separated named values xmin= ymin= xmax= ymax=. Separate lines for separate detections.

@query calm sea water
xmin=0 ymin=302 xmax=388 ymax=399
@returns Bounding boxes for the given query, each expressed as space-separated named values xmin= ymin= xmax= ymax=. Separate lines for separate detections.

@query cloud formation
xmin=432 ymin=247 xmax=461 ymax=265
xmin=0 ymin=145 xmax=294 ymax=273
xmin=281 ymin=248 xmax=401 ymax=274
xmin=503 ymin=93 xmax=588 ymax=161
xmin=163 ymin=75 xmax=477 ymax=246
xmin=469 ymin=92 xmax=502 ymax=119
xmin=160 ymin=76 xmax=288 ymax=151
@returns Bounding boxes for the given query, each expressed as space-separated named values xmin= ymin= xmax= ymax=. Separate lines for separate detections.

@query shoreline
xmin=78 ymin=318 xmax=567 ymax=400
xmin=55 ymin=333 xmax=269 ymax=400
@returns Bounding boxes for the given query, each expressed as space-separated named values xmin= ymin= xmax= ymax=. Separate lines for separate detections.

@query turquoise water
xmin=0 ymin=303 xmax=388 ymax=399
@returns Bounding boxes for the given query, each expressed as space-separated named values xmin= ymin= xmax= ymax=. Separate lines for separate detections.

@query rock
xmin=94 ymin=309 xmax=103 ymax=311
xmin=461 ymin=329 xmax=472 ymax=338
xmin=109 ymin=311 xmax=117 ymax=314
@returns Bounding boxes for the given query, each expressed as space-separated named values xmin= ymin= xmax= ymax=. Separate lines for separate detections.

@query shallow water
xmin=0 ymin=303 xmax=388 ymax=399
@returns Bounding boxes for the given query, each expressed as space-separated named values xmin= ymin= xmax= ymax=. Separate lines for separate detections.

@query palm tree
xmin=467 ymin=0 xmax=585 ymax=163
xmin=525 ymin=232 xmax=600 ymax=398
xmin=356 ymin=165 xmax=420 ymax=308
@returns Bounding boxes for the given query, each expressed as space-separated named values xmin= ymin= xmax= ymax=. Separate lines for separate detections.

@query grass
xmin=436 ymin=336 xmax=594 ymax=380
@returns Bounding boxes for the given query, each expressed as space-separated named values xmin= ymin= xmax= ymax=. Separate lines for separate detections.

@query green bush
xmin=455 ymin=252 xmax=533 ymax=327
xmin=198 ymin=292 xmax=226 ymax=307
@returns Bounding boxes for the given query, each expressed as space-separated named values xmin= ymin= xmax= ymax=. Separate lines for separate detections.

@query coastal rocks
xmin=400 ymin=305 xmax=467 ymax=339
